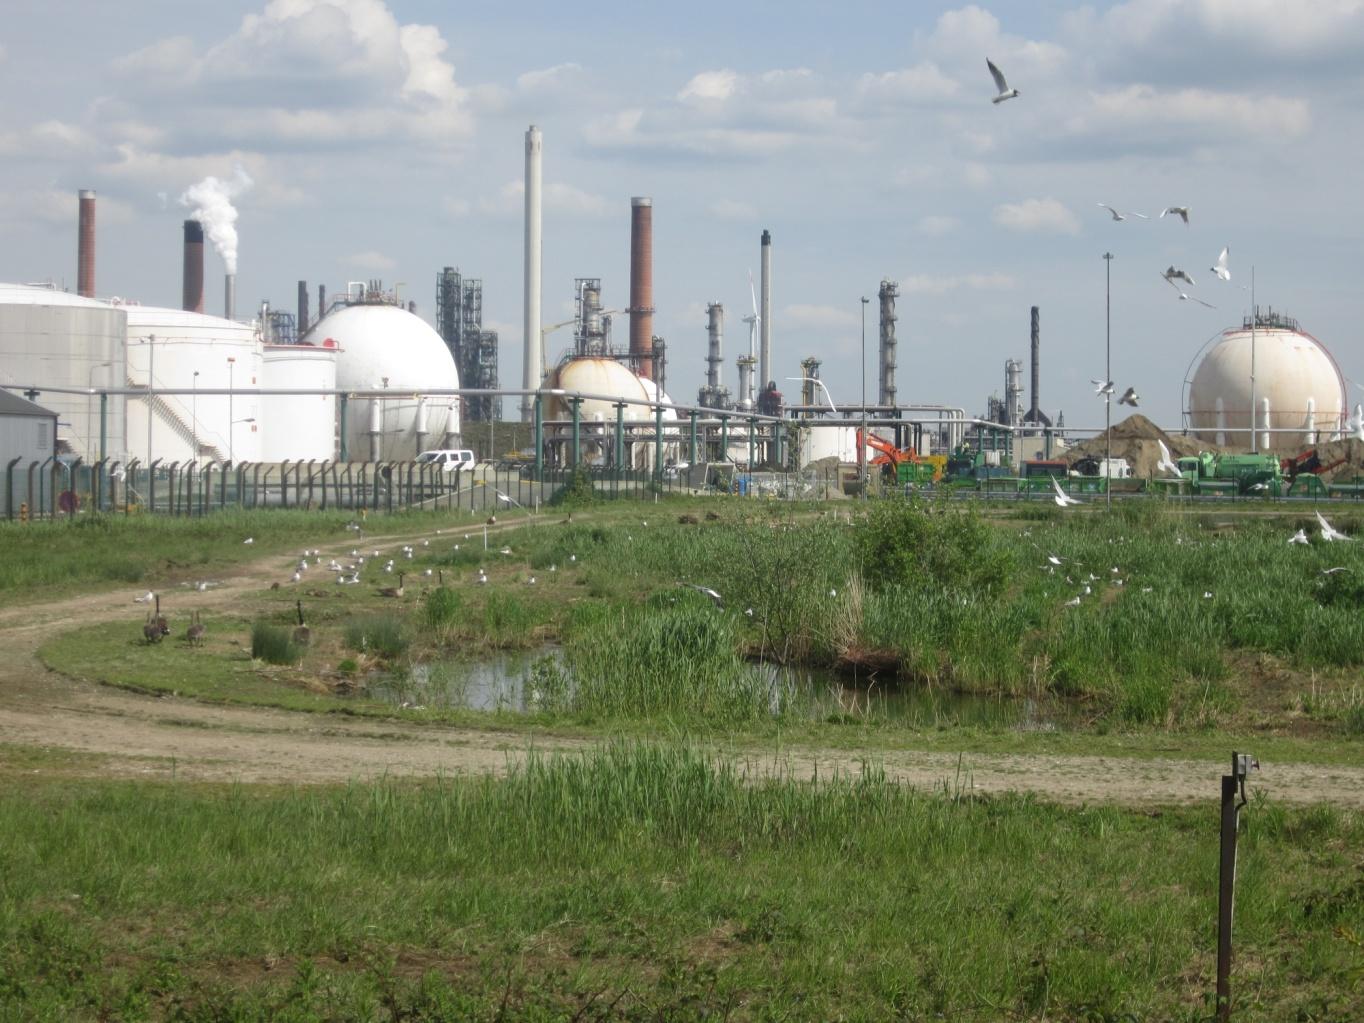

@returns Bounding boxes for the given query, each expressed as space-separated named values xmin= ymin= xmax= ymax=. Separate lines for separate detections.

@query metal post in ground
xmin=533 ymin=393 xmax=543 ymax=482
xmin=1216 ymin=751 xmax=1258 ymax=1022
xmin=570 ymin=398 xmax=582 ymax=469
xmin=689 ymin=411 xmax=698 ymax=468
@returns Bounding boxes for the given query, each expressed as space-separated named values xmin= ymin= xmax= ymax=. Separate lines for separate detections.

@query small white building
xmin=0 ymin=389 xmax=58 ymax=515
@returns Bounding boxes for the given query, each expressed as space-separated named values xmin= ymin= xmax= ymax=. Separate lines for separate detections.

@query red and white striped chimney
xmin=77 ymin=190 xmax=96 ymax=298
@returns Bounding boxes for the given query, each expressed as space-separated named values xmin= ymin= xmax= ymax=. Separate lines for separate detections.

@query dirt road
xmin=2 ymin=526 xmax=1362 ymax=806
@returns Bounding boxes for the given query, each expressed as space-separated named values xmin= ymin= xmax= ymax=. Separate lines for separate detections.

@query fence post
xmin=148 ymin=459 xmax=161 ymax=515
xmin=533 ymin=394 xmax=543 ymax=482
xmin=295 ymin=459 xmax=306 ymax=508
xmin=571 ymin=398 xmax=582 ymax=469
xmin=1216 ymin=752 xmax=1258 ymax=1022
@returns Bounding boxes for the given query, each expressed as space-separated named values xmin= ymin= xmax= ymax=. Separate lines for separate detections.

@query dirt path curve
xmin=2 ymin=519 xmax=1363 ymax=806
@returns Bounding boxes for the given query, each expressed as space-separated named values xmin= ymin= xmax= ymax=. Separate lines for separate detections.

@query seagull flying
xmin=1163 ymin=266 xmax=1196 ymax=286
xmin=1211 ymin=247 xmax=1231 ymax=282
xmin=1097 ymin=204 xmax=1148 ymax=221
xmin=1288 ymin=528 xmax=1309 ymax=545
xmin=1316 ymin=510 xmax=1353 ymax=543
xmin=1092 ymin=379 xmax=1115 ymax=396
xmin=986 ymin=59 xmax=1018 ymax=103
xmin=1159 ymin=206 xmax=1190 ymax=223
xmin=680 ymin=582 xmax=724 ymax=608
xmin=1156 ymin=439 xmax=1182 ymax=478
xmin=1163 ymin=275 xmax=1216 ymax=307
xmin=1051 ymin=476 xmax=1083 ymax=508
xmin=1118 ymin=387 xmax=1140 ymax=407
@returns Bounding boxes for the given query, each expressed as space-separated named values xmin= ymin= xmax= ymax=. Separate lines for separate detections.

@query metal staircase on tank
xmin=132 ymin=375 xmax=227 ymax=462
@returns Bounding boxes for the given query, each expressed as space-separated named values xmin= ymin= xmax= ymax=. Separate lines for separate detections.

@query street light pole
xmin=227 ymin=356 xmax=236 ymax=465
xmin=191 ymin=370 xmax=200 ymax=463
xmin=860 ymin=295 xmax=869 ymax=493
xmin=1103 ymin=253 xmax=1114 ymax=511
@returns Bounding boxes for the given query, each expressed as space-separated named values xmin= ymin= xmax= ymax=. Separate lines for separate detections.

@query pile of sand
xmin=1064 ymin=414 xmax=1221 ymax=479
xmin=1301 ymin=437 xmax=1364 ymax=483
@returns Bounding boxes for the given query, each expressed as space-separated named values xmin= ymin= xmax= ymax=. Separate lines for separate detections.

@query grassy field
xmin=0 ymin=742 xmax=1360 ymax=1021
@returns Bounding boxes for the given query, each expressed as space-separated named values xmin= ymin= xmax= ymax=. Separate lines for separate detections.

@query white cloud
xmin=963 ymin=162 xmax=992 ymax=187
xmin=1094 ymin=0 xmax=1364 ymax=56
xmin=857 ymin=63 xmax=960 ymax=104
xmin=111 ymin=36 xmax=196 ymax=78
xmin=0 ymin=120 xmax=96 ymax=159
xmin=901 ymin=273 xmax=1015 ymax=295
xmin=992 ymin=197 xmax=1080 ymax=235
xmin=679 ymin=69 xmax=739 ymax=103
xmin=917 ymin=215 xmax=959 ymax=236
xmin=476 ymin=179 xmax=608 ymax=217
xmin=783 ymin=304 xmax=860 ymax=330
xmin=919 ymin=5 xmax=1068 ymax=80
xmin=348 ymin=250 xmax=395 ymax=271
xmin=516 ymin=62 xmax=583 ymax=92
xmin=0 ymin=188 xmax=134 ymax=229
xmin=98 ymin=145 xmax=305 ymax=207
xmin=1072 ymin=85 xmax=1310 ymax=139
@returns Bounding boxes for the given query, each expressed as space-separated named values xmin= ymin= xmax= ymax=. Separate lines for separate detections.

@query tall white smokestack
xmin=522 ymin=125 xmax=543 ymax=422
xmin=759 ymin=230 xmax=772 ymax=392
xmin=224 ymin=273 xmax=236 ymax=321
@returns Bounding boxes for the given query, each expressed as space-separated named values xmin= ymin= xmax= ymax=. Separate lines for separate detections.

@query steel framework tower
xmin=437 ymin=267 xmax=501 ymax=422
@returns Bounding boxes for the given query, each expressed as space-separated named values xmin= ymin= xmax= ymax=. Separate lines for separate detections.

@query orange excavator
xmin=856 ymin=428 xmax=943 ymax=483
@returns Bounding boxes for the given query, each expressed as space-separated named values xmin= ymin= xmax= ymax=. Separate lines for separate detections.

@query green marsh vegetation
xmin=0 ymin=741 xmax=1360 ymax=1020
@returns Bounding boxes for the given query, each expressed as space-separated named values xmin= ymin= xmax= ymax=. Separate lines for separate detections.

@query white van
xmin=416 ymin=449 xmax=477 ymax=472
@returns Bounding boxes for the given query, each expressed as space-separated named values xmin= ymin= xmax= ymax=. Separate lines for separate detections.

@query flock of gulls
xmin=987 ymin=63 xmax=1236 ymax=301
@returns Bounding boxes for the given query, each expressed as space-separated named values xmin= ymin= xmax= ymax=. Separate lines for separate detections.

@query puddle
xmin=371 ymin=647 xmax=1070 ymax=729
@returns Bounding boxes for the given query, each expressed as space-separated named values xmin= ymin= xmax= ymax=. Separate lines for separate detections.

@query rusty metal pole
xmin=1216 ymin=751 xmax=1257 ymax=1022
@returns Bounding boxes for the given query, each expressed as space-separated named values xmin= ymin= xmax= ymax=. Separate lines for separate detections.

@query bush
xmin=344 ymin=615 xmax=408 ymax=659
xmin=422 ymin=586 xmax=462 ymax=638
xmin=251 ymin=622 xmax=300 ymax=666
xmin=852 ymin=494 xmax=1011 ymax=595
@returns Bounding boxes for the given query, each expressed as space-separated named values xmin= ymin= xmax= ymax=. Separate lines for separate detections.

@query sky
xmin=2 ymin=0 xmax=1361 ymax=430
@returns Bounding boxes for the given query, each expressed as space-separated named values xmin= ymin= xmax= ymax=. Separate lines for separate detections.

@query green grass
xmin=0 ymin=741 xmax=1359 ymax=1020
xmin=343 ymin=614 xmax=408 ymax=660
xmin=251 ymin=621 xmax=300 ymax=665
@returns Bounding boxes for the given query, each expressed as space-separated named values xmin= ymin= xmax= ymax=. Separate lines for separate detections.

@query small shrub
xmin=549 ymin=467 xmax=599 ymax=507
xmin=344 ymin=615 xmax=408 ymax=659
xmin=422 ymin=586 xmax=462 ymax=638
xmin=251 ymin=622 xmax=300 ymax=665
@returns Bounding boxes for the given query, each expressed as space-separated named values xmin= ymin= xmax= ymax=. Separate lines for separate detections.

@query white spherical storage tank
xmin=307 ymin=303 xmax=459 ymax=461
xmin=260 ymin=342 xmax=339 ymax=463
xmin=124 ymin=306 xmax=262 ymax=465
xmin=0 ymin=283 xmax=128 ymax=462
xmin=543 ymin=357 xmax=677 ymax=468
xmin=1187 ymin=313 xmax=1345 ymax=454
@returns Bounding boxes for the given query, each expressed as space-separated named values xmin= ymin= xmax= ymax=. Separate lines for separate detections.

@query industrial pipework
xmin=629 ymin=197 xmax=654 ymax=380
xmin=878 ymin=279 xmax=898 ymax=407
xmin=182 ymin=220 xmax=204 ymax=313
xmin=77 ymin=190 xmax=96 ymax=299
xmin=522 ymin=125 xmax=543 ymax=421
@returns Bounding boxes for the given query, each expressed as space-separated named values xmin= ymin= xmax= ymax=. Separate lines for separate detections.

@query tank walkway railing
xmin=132 ymin=375 xmax=227 ymax=463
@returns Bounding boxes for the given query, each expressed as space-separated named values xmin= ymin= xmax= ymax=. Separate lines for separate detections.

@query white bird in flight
xmin=1097 ymin=204 xmax=1148 ymax=221
xmin=1118 ymin=387 xmax=1140 ymax=407
xmin=1211 ymin=247 xmax=1231 ymax=282
xmin=1092 ymin=379 xmax=1115 ymax=396
xmin=1156 ymin=440 xmax=1182 ymax=478
xmin=1288 ymin=528 xmax=1309 ymax=545
xmin=1159 ymin=206 xmax=1190 ymax=223
xmin=987 ymin=59 xmax=1018 ymax=103
xmin=1316 ymin=510 xmax=1353 ymax=543
xmin=681 ymin=582 xmax=724 ymax=608
xmin=1163 ymin=275 xmax=1216 ymax=308
xmin=1163 ymin=266 xmax=1196 ymax=286
xmin=1051 ymin=476 xmax=1083 ymax=508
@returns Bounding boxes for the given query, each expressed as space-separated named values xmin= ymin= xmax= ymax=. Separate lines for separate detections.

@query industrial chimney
xmin=77 ymin=190 xmax=96 ymax=298
xmin=705 ymin=303 xmax=724 ymax=391
xmin=182 ymin=219 xmax=204 ymax=313
xmin=224 ymin=274 xmax=236 ymax=321
xmin=759 ymin=230 xmax=772 ymax=390
xmin=522 ymin=125 xmax=543 ymax=421
xmin=629 ymin=197 xmax=654 ymax=380
xmin=878 ymin=280 xmax=899 ymax=407
xmin=1022 ymin=305 xmax=1051 ymax=428
xmin=298 ymin=280 xmax=310 ymax=335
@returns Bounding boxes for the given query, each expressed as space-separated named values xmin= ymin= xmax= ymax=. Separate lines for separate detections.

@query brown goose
xmin=154 ymin=595 xmax=170 ymax=637
xmin=377 ymin=573 xmax=405 ymax=599
xmin=142 ymin=612 xmax=163 ymax=644
xmin=186 ymin=611 xmax=206 ymax=646
xmin=292 ymin=600 xmax=311 ymax=646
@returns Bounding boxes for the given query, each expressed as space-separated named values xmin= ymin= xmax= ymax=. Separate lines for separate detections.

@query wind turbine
xmin=738 ymin=269 xmax=760 ymax=409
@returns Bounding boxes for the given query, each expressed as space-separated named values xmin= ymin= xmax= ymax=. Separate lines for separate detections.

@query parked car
xmin=415 ymin=449 xmax=477 ymax=472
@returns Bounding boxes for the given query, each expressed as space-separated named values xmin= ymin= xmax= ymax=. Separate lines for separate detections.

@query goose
xmin=154 ymin=595 xmax=170 ymax=637
xmin=292 ymin=601 xmax=311 ymax=646
xmin=186 ymin=611 xmax=206 ymax=646
xmin=378 ymin=574 xmax=405 ymax=598
xmin=142 ymin=612 xmax=163 ymax=644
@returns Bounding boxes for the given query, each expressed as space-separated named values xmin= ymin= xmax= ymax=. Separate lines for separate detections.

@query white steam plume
xmin=179 ymin=166 xmax=253 ymax=274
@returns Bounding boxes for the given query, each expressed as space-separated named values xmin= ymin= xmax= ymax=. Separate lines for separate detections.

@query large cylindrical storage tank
xmin=0 ymin=283 xmax=127 ymax=462
xmin=259 ymin=343 xmax=339 ymax=462
xmin=124 ymin=307 xmax=262 ymax=465
xmin=1188 ymin=316 xmax=1345 ymax=453
xmin=542 ymin=357 xmax=676 ymax=468
xmin=305 ymin=303 xmax=459 ymax=460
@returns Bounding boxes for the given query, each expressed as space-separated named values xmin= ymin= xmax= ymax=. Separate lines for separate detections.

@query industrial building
xmin=0 ymin=390 xmax=58 ymax=513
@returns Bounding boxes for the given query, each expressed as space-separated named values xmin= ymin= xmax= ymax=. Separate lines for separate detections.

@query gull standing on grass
xmin=986 ymin=59 xmax=1018 ymax=103
xmin=1097 ymin=204 xmax=1148 ymax=221
xmin=1288 ymin=528 xmax=1309 ymax=545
